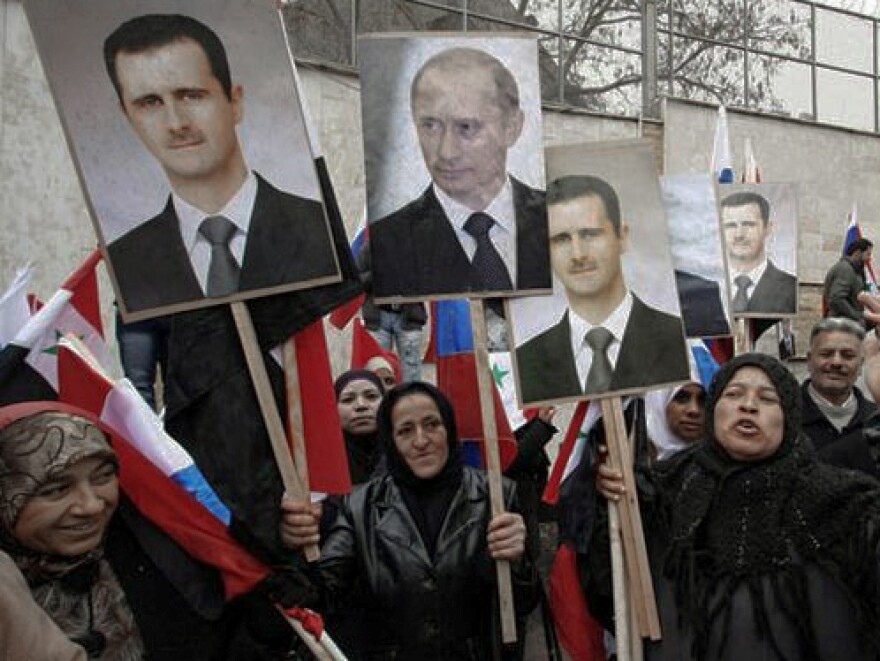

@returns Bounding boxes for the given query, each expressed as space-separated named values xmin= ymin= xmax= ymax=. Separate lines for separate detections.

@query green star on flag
xmin=491 ymin=361 xmax=509 ymax=388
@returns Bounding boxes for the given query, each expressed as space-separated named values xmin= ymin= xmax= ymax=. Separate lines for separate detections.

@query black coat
xmin=800 ymin=380 xmax=877 ymax=452
xmin=314 ymin=467 xmax=538 ymax=660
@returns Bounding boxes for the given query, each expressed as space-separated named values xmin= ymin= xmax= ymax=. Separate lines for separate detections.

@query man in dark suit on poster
xmin=103 ymin=14 xmax=338 ymax=315
xmin=721 ymin=191 xmax=797 ymax=315
xmin=516 ymin=175 xmax=688 ymax=404
xmin=369 ymin=47 xmax=549 ymax=299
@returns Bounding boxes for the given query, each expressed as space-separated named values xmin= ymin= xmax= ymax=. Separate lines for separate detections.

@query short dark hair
xmin=546 ymin=175 xmax=623 ymax=236
xmin=104 ymin=14 xmax=232 ymax=104
xmin=846 ymin=238 xmax=873 ymax=256
xmin=720 ymin=191 xmax=770 ymax=226
xmin=411 ymin=47 xmax=520 ymax=119
xmin=809 ymin=317 xmax=866 ymax=344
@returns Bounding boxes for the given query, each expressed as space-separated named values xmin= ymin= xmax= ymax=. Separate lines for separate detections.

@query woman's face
xmin=713 ymin=366 xmax=785 ymax=461
xmin=13 ymin=457 xmax=119 ymax=557
xmin=391 ymin=393 xmax=449 ymax=479
xmin=337 ymin=379 xmax=383 ymax=435
xmin=666 ymin=383 xmax=706 ymax=443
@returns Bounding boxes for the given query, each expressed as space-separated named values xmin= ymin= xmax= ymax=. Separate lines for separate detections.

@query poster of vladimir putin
xmin=25 ymin=1 xmax=342 ymax=321
xmin=359 ymin=34 xmax=550 ymax=302
xmin=718 ymin=182 xmax=798 ymax=318
xmin=509 ymin=140 xmax=690 ymax=407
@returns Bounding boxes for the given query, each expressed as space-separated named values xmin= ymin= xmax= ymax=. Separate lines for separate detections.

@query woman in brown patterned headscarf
xmin=0 ymin=401 xmax=143 ymax=659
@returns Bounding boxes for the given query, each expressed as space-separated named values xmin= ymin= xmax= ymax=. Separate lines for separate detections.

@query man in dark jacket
xmin=801 ymin=318 xmax=875 ymax=452
xmin=823 ymin=238 xmax=873 ymax=326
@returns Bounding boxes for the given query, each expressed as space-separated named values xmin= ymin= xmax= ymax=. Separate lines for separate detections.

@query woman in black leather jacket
xmin=282 ymin=381 xmax=538 ymax=660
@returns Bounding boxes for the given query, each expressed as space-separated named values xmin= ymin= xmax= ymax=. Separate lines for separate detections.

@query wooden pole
xmin=600 ymin=398 xmax=661 ymax=641
xmin=609 ymin=504 xmax=631 ymax=660
xmin=229 ymin=304 xmax=307 ymax=509
xmin=468 ymin=299 xmax=517 ymax=644
xmin=734 ymin=317 xmax=754 ymax=355
xmin=283 ymin=337 xmax=319 ymax=562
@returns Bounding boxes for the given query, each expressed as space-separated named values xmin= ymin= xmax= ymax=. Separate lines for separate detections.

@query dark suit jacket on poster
xmin=738 ymin=260 xmax=797 ymax=315
xmin=108 ymin=173 xmax=337 ymax=313
xmin=516 ymin=296 xmax=689 ymax=404
xmin=369 ymin=178 xmax=549 ymax=298
xmin=674 ymin=269 xmax=730 ymax=337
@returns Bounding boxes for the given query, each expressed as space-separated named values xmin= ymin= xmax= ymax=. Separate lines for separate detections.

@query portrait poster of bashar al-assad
xmin=509 ymin=139 xmax=690 ymax=407
xmin=660 ymin=175 xmax=732 ymax=338
xmin=358 ymin=34 xmax=550 ymax=303
xmin=25 ymin=0 xmax=342 ymax=321
xmin=717 ymin=182 xmax=798 ymax=318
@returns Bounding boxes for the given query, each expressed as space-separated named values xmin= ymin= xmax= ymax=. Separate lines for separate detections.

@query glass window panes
xmin=667 ymin=0 xmax=745 ymax=43
xmin=474 ymin=0 xmax=558 ymax=31
xmin=670 ymin=37 xmax=746 ymax=107
xmin=562 ymin=39 xmax=641 ymax=115
xmin=561 ymin=1 xmax=642 ymax=51
xmin=817 ymin=66 xmax=875 ymax=130
xmin=816 ymin=7 xmax=873 ymax=72
xmin=750 ymin=55 xmax=814 ymax=120
xmin=749 ymin=1 xmax=812 ymax=59
xmin=539 ymin=34 xmax=565 ymax=104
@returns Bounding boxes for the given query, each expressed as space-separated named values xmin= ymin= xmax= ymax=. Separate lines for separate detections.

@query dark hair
xmin=104 ymin=14 xmax=232 ymax=104
xmin=334 ymin=369 xmax=385 ymax=401
xmin=809 ymin=317 xmax=866 ymax=344
xmin=721 ymin=191 xmax=770 ymax=226
xmin=411 ymin=47 xmax=520 ymax=119
xmin=547 ymin=175 xmax=623 ymax=236
xmin=847 ymin=238 xmax=873 ymax=256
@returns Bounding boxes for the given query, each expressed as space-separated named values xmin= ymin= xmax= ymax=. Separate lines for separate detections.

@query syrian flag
xmin=433 ymin=300 xmax=517 ymax=470
xmin=350 ymin=318 xmax=401 ymax=382
xmin=54 ymin=340 xmax=344 ymax=657
xmin=711 ymin=106 xmax=734 ymax=184
xmin=0 ymin=251 xmax=108 ymax=405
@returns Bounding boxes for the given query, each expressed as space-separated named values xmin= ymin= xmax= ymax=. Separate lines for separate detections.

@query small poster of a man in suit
xmin=359 ymin=34 xmax=550 ymax=302
xmin=660 ymin=175 xmax=733 ymax=338
xmin=25 ymin=1 xmax=342 ymax=321
xmin=718 ymin=183 xmax=798 ymax=318
xmin=510 ymin=140 xmax=690 ymax=407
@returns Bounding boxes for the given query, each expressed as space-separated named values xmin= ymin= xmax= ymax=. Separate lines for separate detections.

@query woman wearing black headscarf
xmin=593 ymin=353 xmax=880 ymax=660
xmin=333 ymin=369 xmax=386 ymax=485
xmin=283 ymin=382 xmax=538 ymax=660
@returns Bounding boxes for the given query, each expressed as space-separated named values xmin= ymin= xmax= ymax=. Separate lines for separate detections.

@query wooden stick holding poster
xmin=600 ymin=397 xmax=661 ymax=643
xmin=469 ymin=300 xmax=517 ymax=644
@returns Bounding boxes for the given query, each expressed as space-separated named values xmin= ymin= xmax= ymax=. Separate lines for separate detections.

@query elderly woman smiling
xmin=0 ymin=402 xmax=297 ymax=660
xmin=594 ymin=353 xmax=880 ymax=660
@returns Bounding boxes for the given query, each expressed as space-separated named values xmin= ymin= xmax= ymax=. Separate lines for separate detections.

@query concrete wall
xmin=664 ymin=98 xmax=880 ymax=351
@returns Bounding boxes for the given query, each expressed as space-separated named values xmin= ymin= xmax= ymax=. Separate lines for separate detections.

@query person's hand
xmin=536 ymin=406 xmax=557 ymax=425
xmin=595 ymin=445 xmax=625 ymax=501
xmin=279 ymin=497 xmax=322 ymax=551
xmin=487 ymin=512 xmax=526 ymax=561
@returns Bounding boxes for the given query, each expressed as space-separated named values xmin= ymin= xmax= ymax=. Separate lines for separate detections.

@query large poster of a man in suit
xmin=25 ymin=0 xmax=342 ymax=321
xmin=359 ymin=34 xmax=550 ymax=302
xmin=718 ymin=183 xmax=798 ymax=318
xmin=510 ymin=140 xmax=690 ymax=407
xmin=660 ymin=175 xmax=732 ymax=338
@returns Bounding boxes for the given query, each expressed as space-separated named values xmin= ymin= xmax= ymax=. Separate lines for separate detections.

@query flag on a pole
xmin=434 ymin=300 xmax=517 ymax=470
xmin=741 ymin=137 xmax=763 ymax=184
xmin=0 ymin=250 xmax=108 ymax=405
xmin=711 ymin=106 xmax=734 ymax=184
